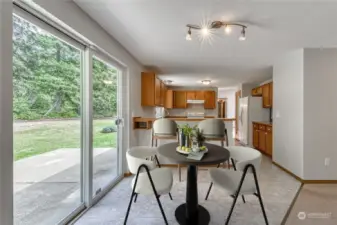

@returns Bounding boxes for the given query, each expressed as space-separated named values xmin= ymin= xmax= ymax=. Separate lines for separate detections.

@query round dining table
xmin=158 ymin=142 xmax=230 ymax=225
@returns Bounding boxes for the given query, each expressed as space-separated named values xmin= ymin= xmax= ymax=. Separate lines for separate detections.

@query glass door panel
xmin=92 ymin=56 xmax=120 ymax=196
xmin=12 ymin=14 xmax=83 ymax=225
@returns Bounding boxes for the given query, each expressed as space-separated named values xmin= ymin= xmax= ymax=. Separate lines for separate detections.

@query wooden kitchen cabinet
xmin=262 ymin=82 xmax=273 ymax=108
xmin=141 ymin=72 xmax=166 ymax=107
xmin=204 ymin=91 xmax=216 ymax=109
xmin=141 ymin=72 xmax=156 ymax=106
xmin=173 ymin=91 xmax=187 ymax=108
xmin=251 ymin=87 xmax=263 ymax=96
xmin=186 ymin=91 xmax=196 ymax=100
xmin=160 ymin=81 xmax=166 ymax=106
xmin=165 ymin=89 xmax=173 ymax=109
xmin=266 ymin=127 xmax=273 ymax=156
xmin=252 ymin=122 xmax=273 ymax=156
xmin=195 ymin=91 xmax=205 ymax=100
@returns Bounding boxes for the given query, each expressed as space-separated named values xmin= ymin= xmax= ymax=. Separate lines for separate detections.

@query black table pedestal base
xmin=175 ymin=203 xmax=210 ymax=225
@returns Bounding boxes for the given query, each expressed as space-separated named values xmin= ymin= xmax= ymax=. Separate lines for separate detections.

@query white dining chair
xmin=124 ymin=146 xmax=173 ymax=225
xmin=204 ymin=146 xmax=269 ymax=225
xmin=152 ymin=118 xmax=183 ymax=181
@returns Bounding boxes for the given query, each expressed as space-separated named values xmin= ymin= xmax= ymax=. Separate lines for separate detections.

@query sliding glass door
xmin=13 ymin=13 xmax=84 ymax=225
xmin=92 ymin=56 xmax=122 ymax=197
xmin=12 ymin=5 xmax=125 ymax=224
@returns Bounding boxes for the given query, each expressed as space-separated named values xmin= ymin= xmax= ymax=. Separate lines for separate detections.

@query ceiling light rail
xmin=186 ymin=21 xmax=247 ymax=41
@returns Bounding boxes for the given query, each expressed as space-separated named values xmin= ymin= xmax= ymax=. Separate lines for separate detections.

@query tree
xmin=13 ymin=15 xmax=118 ymax=120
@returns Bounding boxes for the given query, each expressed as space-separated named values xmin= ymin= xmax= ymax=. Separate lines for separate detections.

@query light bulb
xmin=202 ymin=80 xmax=211 ymax=85
xmin=239 ymin=28 xmax=246 ymax=41
xmin=201 ymin=27 xmax=209 ymax=36
xmin=186 ymin=28 xmax=192 ymax=41
xmin=224 ymin=25 xmax=232 ymax=34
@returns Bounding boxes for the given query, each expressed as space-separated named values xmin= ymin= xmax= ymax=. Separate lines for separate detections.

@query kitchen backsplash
xmin=168 ymin=107 xmax=217 ymax=117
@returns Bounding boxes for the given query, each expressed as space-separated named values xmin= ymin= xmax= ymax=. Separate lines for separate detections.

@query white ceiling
xmin=74 ymin=0 xmax=337 ymax=87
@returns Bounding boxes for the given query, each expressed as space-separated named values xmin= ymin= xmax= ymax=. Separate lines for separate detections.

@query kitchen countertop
xmin=134 ymin=117 xmax=236 ymax=122
xmin=253 ymin=121 xmax=273 ymax=126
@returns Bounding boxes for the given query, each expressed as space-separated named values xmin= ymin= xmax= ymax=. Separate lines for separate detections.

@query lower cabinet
xmin=252 ymin=122 xmax=272 ymax=156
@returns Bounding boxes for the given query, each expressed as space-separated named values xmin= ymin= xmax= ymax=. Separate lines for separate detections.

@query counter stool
xmin=151 ymin=118 xmax=182 ymax=181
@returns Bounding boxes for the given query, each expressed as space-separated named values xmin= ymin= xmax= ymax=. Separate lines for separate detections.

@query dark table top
xmin=158 ymin=142 xmax=230 ymax=165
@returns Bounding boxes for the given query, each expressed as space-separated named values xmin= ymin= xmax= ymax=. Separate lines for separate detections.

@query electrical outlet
xmin=324 ymin=158 xmax=330 ymax=167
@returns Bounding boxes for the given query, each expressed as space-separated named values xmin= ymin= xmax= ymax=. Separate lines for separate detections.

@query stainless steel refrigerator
xmin=238 ymin=96 xmax=269 ymax=146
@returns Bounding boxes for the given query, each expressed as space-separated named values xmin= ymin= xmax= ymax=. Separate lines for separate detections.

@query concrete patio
xmin=14 ymin=148 xmax=118 ymax=225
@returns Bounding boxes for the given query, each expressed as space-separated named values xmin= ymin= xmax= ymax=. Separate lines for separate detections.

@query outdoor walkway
xmin=14 ymin=148 xmax=117 ymax=225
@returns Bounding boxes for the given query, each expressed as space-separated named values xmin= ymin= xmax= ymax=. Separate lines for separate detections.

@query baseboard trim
xmin=272 ymin=161 xmax=303 ymax=182
xmin=272 ymin=161 xmax=337 ymax=184
xmin=302 ymin=180 xmax=337 ymax=184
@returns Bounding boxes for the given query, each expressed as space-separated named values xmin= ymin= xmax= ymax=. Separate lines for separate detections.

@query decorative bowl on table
xmin=176 ymin=146 xmax=208 ymax=155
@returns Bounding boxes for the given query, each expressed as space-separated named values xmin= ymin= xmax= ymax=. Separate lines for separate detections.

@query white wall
xmin=273 ymin=49 xmax=304 ymax=178
xmin=218 ymin=89 xmax=236 ymax=118
xmin=303 ymin=49 xmax=337 ymax=180
xmin=0 ymin=2 xmax=13 ymax=224
xmin=241 ymin=83 xmax=257 ymax=97
xmin=31 ymin=0 xmax=153 ymax=169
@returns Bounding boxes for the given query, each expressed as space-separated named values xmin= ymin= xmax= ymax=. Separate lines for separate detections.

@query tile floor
xmin=75 ymin=156 xmax=301 ymax=225
xmin=285 ymin=184 xmax=337 ymax=225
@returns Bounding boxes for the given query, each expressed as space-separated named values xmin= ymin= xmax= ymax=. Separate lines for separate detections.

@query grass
xmin=14 ymin=119 xmax=117 ymax=161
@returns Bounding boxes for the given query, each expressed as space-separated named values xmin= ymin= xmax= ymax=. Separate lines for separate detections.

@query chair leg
xmin=241 ymin=195 xmax=246 ymax=203
xmin=221 ymin=140 xmax=224 ymax=147
xmin=205 ymin=182 xmax=213 ymax=200
xmin=252 ymin=168 xmax=269 ymax=225
xmin=178 ymin=165 xmax=181 ymax=182
xmin=225 ymin=191 xmax=240 ymax=225
xmin=133 ymin=193 xmax=138 ymax=203
xmin=225 ymin=164 xmax=251 ymax=225
xmin=169 ymin=192 xmax=173 ymax=200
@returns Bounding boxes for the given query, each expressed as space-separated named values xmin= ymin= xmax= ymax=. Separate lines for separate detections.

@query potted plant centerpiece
xmin=177 ymin=124 xmax=207 ymax=153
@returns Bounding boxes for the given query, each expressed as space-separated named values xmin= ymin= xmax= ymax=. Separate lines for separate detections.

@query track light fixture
xmin=186 ymin=28 xmax=192 ymax=41
xmin=186 ymin=21 xmax=247 ymax=41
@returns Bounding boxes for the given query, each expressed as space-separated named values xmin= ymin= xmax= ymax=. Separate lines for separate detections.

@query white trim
xmin=0 ymin=2 xmax=13 ymax=225
xmin=13 ymin=4 xmax=85 ymax=51
xmin=82 ymin=47 xmax=94 ymax=207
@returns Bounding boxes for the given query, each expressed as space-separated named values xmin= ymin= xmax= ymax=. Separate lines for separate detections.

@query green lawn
xmin=14 ymin=119 xmax=117 ymax=161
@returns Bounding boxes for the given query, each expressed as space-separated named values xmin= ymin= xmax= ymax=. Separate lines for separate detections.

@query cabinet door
xmin=269 ymin=82 xmax=273 ymax=107
xmin=154 ymin=77 xmax=161 ymax=106
xmin=173 ymin=91 xmax=187 ymax=108
xmin=195 ymin=91 xmax=205 ymax=100
xmin=262 ymin=84 xmax=271 ymax=108
xmin=141 ymin=72 xmax=155 ymax=106
xmin=186 ymin=91 xmax=195 ymax=100
xmin=253 ymin=128 xmax=259 ymax=149
xmin=165 ymin=90 xmax=173 ymax=109
xmin=259 ymin=131 xmax=267 ymax=152
xmin=204 ymin=91 xmax=216 ymax=109
xmin=266 ymin=127 xmax=273 ymax=156
xmin=160 ymin=81 xmax=165 ymax=106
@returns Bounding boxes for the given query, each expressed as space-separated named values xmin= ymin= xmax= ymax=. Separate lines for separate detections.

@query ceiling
xmin=74 ymin=0 xmax=337 ymax=87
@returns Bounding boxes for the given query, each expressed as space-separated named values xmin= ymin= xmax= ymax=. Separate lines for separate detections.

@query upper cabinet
xmin=186 ymin=91 xmax=205 ymax=100
xmin=262 ymin=82 xmax=273 ymax=108
xmin=141 ymin=72 xmax=166 ymax=107
xmin=186 ymin=91 xmax=196 ymax=100
xmin=204 ymin=91 xmax=216 ymax=109
xmin=251 ymin=82 xmax=273 ymax=108
xmin=251 ymin=87 xmax=262 ymax=96
xmin=195 ymin=91 xmax=205 ymax=100
xmin=165 ymin=89 xmax=173 ymax=109
xmin=173 ymin=91 xmax=187 ymax=108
